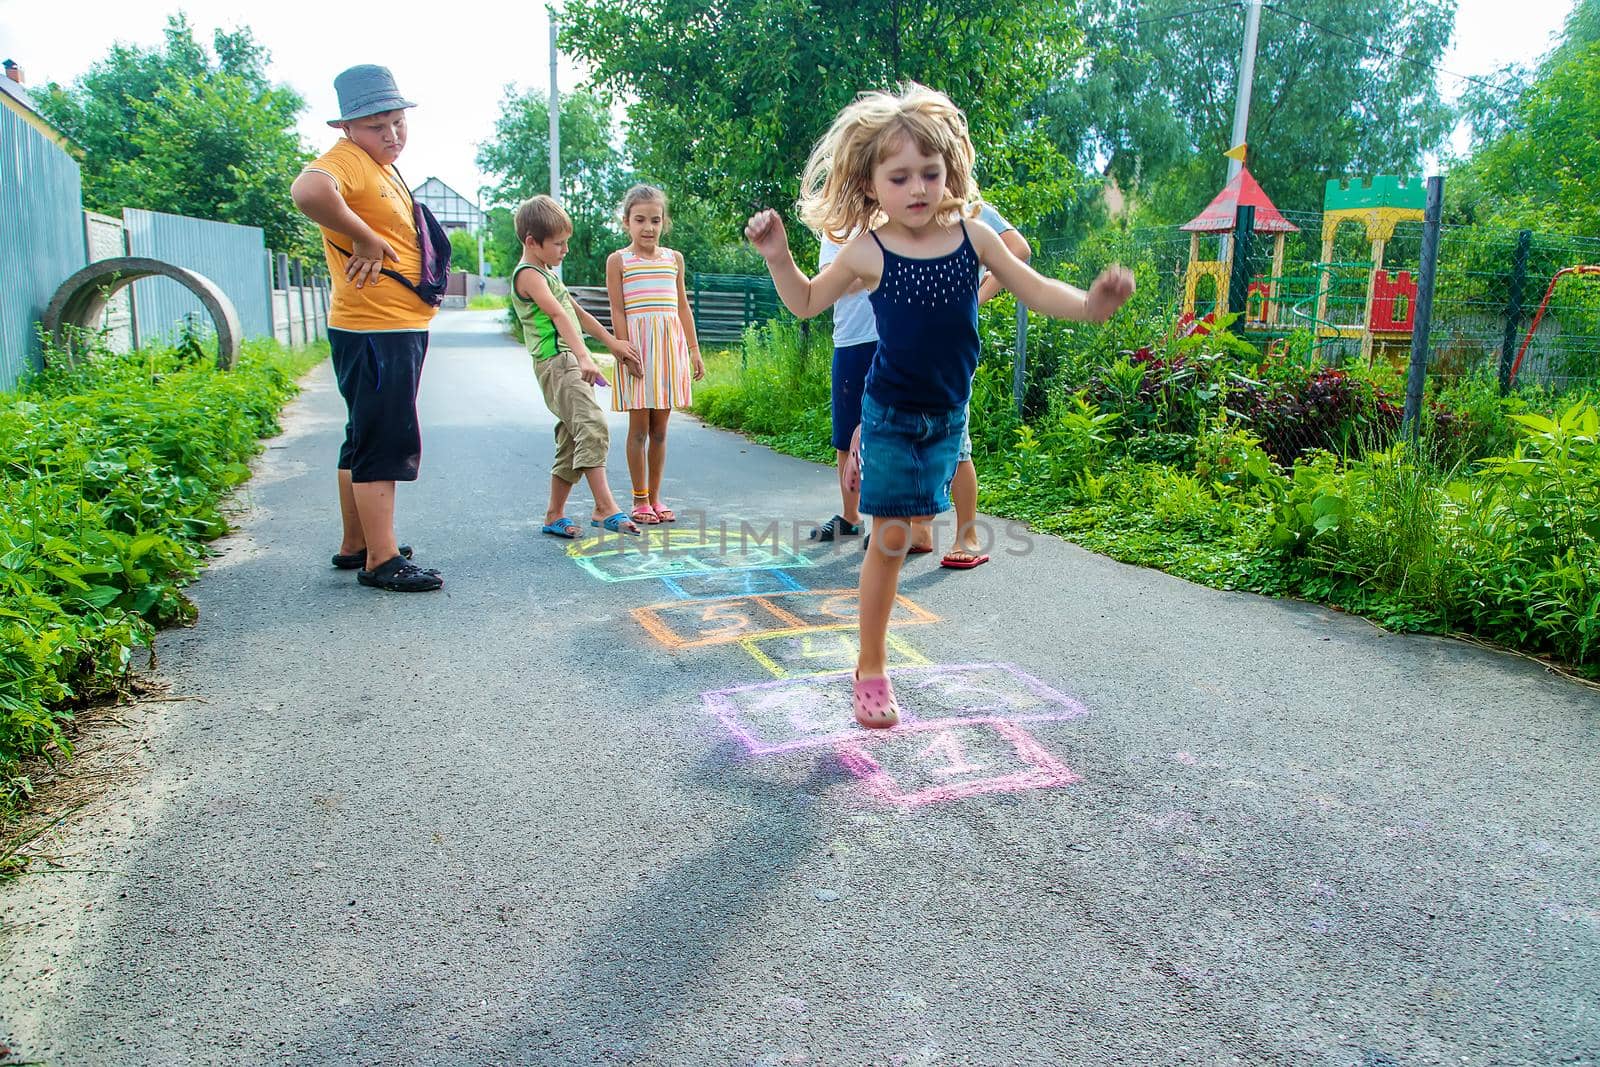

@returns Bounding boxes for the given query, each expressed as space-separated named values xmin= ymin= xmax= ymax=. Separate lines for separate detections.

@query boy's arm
xmin=744 ymin=210 xmax=866 ymax=319
xmin=515 ymin=268 xmax=608 ymax=385
xmin=970 ymin=223 xmax=1133 ymax=323
xmin=977 ymin=229 xmax=1033 ymax=305
xmin=573 ymin=302 xmax=639 ymax=369
xmin=674 ymin=251 xmax=705 ymax=380
xmin=289 ymin=171 xmax=398 ymax=289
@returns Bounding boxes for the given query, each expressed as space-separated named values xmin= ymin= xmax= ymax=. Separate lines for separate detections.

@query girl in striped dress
xmin=606 ymin=184 xmax=705 ymax=525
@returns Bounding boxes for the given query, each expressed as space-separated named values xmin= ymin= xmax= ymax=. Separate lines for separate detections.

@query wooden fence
xmin=568 ymin=273 xmax=783 ymax=344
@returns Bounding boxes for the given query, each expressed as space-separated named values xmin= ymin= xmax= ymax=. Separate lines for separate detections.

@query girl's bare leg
xmin=836 ymin=449 xmax=862 ymax=526
xmin=625 ymin=409 xmax=651 ymax=505
xmin=646 ymin=408 xmax=671 ymax=505
xmin=952 ymin=460 xmax=981 ymax=553
xmin=857 ymin=516 xmax=928 ymax=677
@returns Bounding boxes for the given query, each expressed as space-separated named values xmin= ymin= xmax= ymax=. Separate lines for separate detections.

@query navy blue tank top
xmin=864 ymin=223 xmax=981 ymax=412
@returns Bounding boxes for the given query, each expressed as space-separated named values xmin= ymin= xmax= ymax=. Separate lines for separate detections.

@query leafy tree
xmin=475 ymin=87 xmax=630 ymax=285
xmin=1543 ymin=0 xmax=1600 ymax=70
xmin=1448 ymin=40 xmax=1600 ymax=237
xmin=1052 ymin=0 xmax=1457 ymax=222
xmin=559 ymin=0 xmax=1088 ymax=256
xmin=483 ymin=207 xmax=522 ymax=278
xmin=35 ymin=15 xmax=314 ymax=256
xmin=448 ymin=228 xmax=483 ymax=275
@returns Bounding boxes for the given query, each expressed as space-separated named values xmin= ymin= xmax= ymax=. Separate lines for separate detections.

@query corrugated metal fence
xmin=0 ymin=105 xmax=88 ymax=388
xmin=1 ymin=89 xmax=326 ymax=390
xmin=123 ymin=209 xmax=273 ymax=345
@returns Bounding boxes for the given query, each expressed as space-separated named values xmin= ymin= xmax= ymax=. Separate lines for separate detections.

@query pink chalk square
xmin=701 ymin=662 xmax=1088 ymax=757
xmin=833 ymin=719 xmax=1082 ymax=807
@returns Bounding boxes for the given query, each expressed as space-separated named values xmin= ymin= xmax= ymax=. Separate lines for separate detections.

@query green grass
xmin=693 ymin=318 xmax=1600 ymax=681
xmin=0 ymin=334 xmax=325 ymax=853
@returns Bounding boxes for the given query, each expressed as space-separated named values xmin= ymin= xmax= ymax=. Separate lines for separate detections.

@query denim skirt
xmin=857 ymin=392 xmax=965 ymax=518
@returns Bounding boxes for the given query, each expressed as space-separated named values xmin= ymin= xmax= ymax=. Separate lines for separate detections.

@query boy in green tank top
xmin=509 ymin=195 xmax=644 ymax=536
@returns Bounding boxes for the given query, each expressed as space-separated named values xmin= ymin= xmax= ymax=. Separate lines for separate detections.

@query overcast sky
xmin=0 ymin=0 xmax=1576 ymax=208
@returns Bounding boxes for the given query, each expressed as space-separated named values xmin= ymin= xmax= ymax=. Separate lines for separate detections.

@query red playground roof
xmin=1181 ymin=167 xmax=1299 ymax=234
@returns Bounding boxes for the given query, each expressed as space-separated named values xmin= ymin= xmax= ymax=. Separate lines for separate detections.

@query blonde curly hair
xmin=798 ymin=83 xmax=979 ymax=244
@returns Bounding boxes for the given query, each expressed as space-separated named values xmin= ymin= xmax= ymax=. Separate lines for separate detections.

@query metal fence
xmin=1010 ymin=192 xmax=1600 ymax=466
xmin=1040 ymin=213 xmax=1600 ymax=397
xmin=123 ymin=209 xmax=275 ymax=346
xmin=565 ymin=273 xmax=785 ymax=344
xmin=0 ymin=104 xmax=87 ymax=390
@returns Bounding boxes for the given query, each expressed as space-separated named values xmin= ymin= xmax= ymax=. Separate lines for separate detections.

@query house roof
xmin=411 ymin=176 xmax=485 ymax=227
xmin=1181 ymin=167 xmax=1298 ymax=234
xmin=0 ymin=75 xmax=82 ymax=156
xmin=411 ymin=175 xmax=474 ymax=205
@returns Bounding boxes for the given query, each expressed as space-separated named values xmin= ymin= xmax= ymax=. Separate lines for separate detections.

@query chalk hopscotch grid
xmin=701 ymin=662 xmax=1090 ymax=758
xmin=554 ymin=519 xmax=1091 ymax=809
xmin=632 ymin=590 xmax=940 ymax=650
xmin=834 ymin=718 xmax=1084 ymax=807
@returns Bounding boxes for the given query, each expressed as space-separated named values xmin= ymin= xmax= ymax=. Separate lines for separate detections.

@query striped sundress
xmin=613 ymin=248 xmax=693 ymax=411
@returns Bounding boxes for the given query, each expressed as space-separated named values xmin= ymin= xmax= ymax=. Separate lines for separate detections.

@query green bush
xmin=688 ymin=285 xmax=1600 ymax=678
xmin=0 ymin=334 xmax=322 ymax=827
xmin=692 ymin=319 xmax=834 ymax=462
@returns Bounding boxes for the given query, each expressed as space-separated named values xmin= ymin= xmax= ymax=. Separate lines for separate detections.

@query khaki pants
xmin=535 ymin=352 xmax=611 ymax=484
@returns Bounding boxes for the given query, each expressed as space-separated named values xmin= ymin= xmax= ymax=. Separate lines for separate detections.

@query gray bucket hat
xmin=326 ymin=64 xmax=416 ymax=126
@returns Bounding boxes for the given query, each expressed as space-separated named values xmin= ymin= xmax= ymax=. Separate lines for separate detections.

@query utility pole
xmin=476 ymin=189 xmax=487 ymax=278
xmin=1220 ymin=0 xmax=1263 ymax=260
xmin=1227 ymin=0 xmax=1263 ymax=187
xmin=549 ymin=13 xmax=561 ymax=203
xmin=549 ymin=11 xmax=562 ymax=279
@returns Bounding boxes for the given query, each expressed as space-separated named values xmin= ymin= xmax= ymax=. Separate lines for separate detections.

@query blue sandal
xmin=592 ymin=512 xmax=642 ymax=535
xmin=541 ymin=517 xmax=580 ymax=538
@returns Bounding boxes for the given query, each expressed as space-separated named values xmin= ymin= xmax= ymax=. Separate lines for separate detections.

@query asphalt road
xmin=3 ymin=309 xmax=1597 ymax=1066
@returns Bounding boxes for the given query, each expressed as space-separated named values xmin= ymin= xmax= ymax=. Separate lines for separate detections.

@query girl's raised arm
xmin=969 ymin=223 xmax=1134 ymax=324
xmin=745 ymin=210 xmax=870 ymax=320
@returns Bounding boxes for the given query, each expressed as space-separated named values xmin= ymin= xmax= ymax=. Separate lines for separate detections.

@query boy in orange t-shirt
xmin=291 ymin=64 xmax=442 ymax=592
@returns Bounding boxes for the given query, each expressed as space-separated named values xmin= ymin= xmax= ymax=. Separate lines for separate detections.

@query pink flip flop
xmin=940 ymin=551 xmax=990 ymax=569
xmin=852 ymin=672 xmax=900 ymax=729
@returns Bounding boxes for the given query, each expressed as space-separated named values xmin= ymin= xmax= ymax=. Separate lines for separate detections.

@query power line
xmin=1085 ymin=2 xmax=1244 ymax=41
xmin=1263 ymin=4 xmax=1524 ymax=100
xmin=1132 ymin=2 xmax=1243 ymax=28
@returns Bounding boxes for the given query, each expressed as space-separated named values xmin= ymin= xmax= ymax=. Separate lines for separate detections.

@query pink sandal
xmin=652 ymin=503 xmax=676 ymax=522
xmin=852 ymin=672 xmax=900 ymax=729
xmin=630 ymin=503 xmax=661 ymax=525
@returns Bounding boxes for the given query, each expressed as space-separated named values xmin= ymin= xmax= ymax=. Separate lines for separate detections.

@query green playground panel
xmin=1323 ymin=176 xmax=1427 ymax=213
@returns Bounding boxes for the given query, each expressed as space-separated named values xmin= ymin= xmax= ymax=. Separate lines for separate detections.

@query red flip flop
xmin=907 ymin=544 xmax=934 ymax=555
xmin=940 ymin=551 xmax=990 ymax=570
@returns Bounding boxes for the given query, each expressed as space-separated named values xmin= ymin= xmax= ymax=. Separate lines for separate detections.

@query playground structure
xmin=1178 ymin=166 xmax=1298 ymax=335
xmin=1507 ymin=265 xmax=1600 ymax=388
xmin=1178 ymin=172 xmax=1430 ymax=366
xmin=1311 ymin=176 xmax=1426 ymax=364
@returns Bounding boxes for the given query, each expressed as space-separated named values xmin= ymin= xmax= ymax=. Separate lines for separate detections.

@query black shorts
xmin=830 ymin=341 xmax=877 ymax=451
xmin=329 ymin=328 xmax=429 ymax=482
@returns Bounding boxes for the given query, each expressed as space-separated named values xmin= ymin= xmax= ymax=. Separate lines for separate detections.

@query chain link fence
xmin=1008 ymin=205 xmax=1600 ymax=467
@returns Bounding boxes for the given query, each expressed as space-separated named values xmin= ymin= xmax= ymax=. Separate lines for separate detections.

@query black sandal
xmin=332 ymin=544 xmax=412 ymax=570
xmin=807 ymin=515 xmax=862 ymax=542
xmin=357 ymin=555 xmax=443 ymax=592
